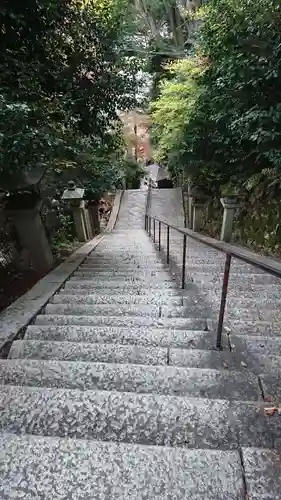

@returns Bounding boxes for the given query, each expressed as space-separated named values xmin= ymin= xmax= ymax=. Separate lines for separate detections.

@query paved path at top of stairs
xmin=0 ymin=189 xmax=281 ymax=499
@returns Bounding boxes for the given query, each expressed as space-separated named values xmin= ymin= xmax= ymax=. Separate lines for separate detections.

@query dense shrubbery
xmin=150 ymin=0 xmax=281 ymax=253
xmin=151 ymin=0 xmax=281 ymax=193
xmin=0 ymin=0 xmax=137 ymax=193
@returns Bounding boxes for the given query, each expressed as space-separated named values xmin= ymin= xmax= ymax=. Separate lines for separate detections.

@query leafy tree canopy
xmin=151 ymin=0 xmax=281 ymax=193
xmin=0 ymin=0 xmax=138 ymax=194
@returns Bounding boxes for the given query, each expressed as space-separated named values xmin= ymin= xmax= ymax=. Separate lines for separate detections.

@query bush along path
xmin=0 ymin=189 xmax=281 ymax=499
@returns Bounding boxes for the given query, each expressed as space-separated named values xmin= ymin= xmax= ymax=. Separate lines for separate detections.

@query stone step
xmin=0 ymin=433 xmax=245 ymax=500
xmin=67 ymin=278 xmax=178 ymax=288
xmin=64 ymin=281 xmax=182 ymax=291
xmin=45 ymin=303 xmax=200 ymax=318
xmin=0 ymin=385 xmax=235 ymax=448
xmin=52 ymin=293 xmax=183 ymax=306
xmin=62 ymin=285 xmax=186 ymax=296
xmin=80 ymin=266 xmax=169 ymax=273
xmin=186 ymin=265 xmax=261 ymax=275
xmin=45 ymin=303 xmax=161 ymax=317
xmin=72 ymin=271 xmax=173 ymax=280
xmin=9 ymin=340 xmax=242 ymax=371
xmin=8 ymin=340 xmax=168 ymax=364
xmin=0 ymin=359 xmax=261 ymax=400
xmin=193 ymin=273 xmax=279 ymax=286
xmin=0 ymin=385 xmax=275 ymax=449
xmin=233 ymin=334 xmax=281 ymax=356
xmin=81 ymin=262 xmax=167 ymax=269
xmin=221 ymin=320 xmax=281 ymax=337
xmin=242 ymin=448 xmax=281 ymax=500
xmin=35 ymin=314 xmax=208 ymax=330
xmin=25 ymin=325 xmax=212 ymax=348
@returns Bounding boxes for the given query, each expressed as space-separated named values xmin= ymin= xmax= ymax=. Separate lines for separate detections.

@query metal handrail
xmin=145 ymin=214 xmax=281 ymax=350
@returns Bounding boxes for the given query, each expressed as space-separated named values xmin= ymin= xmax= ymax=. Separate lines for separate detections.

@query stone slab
xmin=45 ymin=303 xmax=161 ymax=317
xmin=0 ymin=385 xmax=235 ymax=449
xmin=73 ymin=270 xmax=172 ymax=278
xmin=242 ymin=448 xmax=281 ymax=500
xmin=25 ymin=325 xmax=212 ymax=348
xmin=66 ymin=279 xmax=178 ymax=289
xmin=0 ymin=359 xmax=261 ymax=400
xmin=209 ymin=320 xmax=281 ymax=338
xmin=35 ymin=314 xmax=208 ymax=330
xmin=64 ymin=281 xmax=182 ymax=291
xmin=8 ymin=340 xmax=168 ymax=365
xmin=233 ymin=335 xmax=281 ymax=356
xmin=0 ymin=434 xmax=244 ymax=500
xmin=259 ymin=373 xmax=281 ymax=400
xmin=169 ymin=348 xmax=249 ymax=371
xmin=51 ymin=293 xmax=183 ymax=306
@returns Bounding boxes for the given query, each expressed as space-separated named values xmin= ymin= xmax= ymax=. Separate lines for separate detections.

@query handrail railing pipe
xmin=182 ymin=234 xmax=187 ymax=289
xmin=145 ymin=214 xmax=281 ymax=350
xmin=167 ymin=225 xmax=170 ymax=264
xmin=159 ymin=222 xmax=161 ymax=251
xmin=216 ymin=254 xmax=231 ymax=349
xmin=153 ymin=219 xmax=156 ymax=243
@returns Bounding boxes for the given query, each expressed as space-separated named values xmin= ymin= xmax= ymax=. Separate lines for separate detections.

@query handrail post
xmin=181 ymin=234 xmax=187 ymax=289
xmin=167 ymin=225 xmax=170 ymax=264
xmin=159 ymin=222 xmax=161 ymax=251
xmin=153 ymin=218 xmax=156 ymax=243
xmin=216 ymin=253 xmax=231 ymax=350
xmin=145 ymin=215 xmax=147 ymax=231
xmin=149 ymin=216 xmax=151 ymax=236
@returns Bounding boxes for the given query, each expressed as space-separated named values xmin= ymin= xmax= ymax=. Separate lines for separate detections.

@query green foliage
xmin=122 ymin=158 xmax=145 ymax=189
xmin=0 ymin=0 xmax=137 ymax=193
xmin=151 ymin=0 xmax=281 ymax=192
xmin=150 ymin=57 xmax=204 ymax=183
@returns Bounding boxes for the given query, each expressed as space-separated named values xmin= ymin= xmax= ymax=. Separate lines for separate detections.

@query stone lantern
xmin=62 ymin=181 xmax=90 ymax=242
xmin=2 ymin=167 xmax=53 ymax=276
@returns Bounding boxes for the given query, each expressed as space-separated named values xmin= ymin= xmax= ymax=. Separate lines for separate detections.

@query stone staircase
xmin=0 ymin=189 xmax=281 ymax=499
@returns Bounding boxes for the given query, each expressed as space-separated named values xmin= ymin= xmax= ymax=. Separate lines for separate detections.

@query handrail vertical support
xmin=181 ymin=234 xmax=187 ymax=289
xmin=159 ymin=222 xmax=161 ymax=251
xmin=153 ymin=219 xmax=156 ymax=243
xmin=216 ymin=254 xmax=232 ymax=350
xmin=167 ymin=225 xmax=170 ymax=264
xmin=145 ymin=215 xmax=147 ymax=231
xmin=149 ymin=216 xmax=151 ymax=236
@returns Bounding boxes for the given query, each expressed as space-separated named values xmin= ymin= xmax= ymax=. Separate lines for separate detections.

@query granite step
xmin=62 ymin=285 xmax=187 ymax=296
xmin=80 ymin=263 xmax=168 ymax=269
xmin=25 ymin=325 xmax=212 ymax=348
xmin=9 ymin=340 xmax=242 ymax=371
xmin=221 ymin=319 xmax=281 ymax=337
xmin=0 ymin=433 xmax=245 ymax=500
xmin=45 ymin=303 xmax=161 ymax=317
xmin=193 ymin=273 xmax=279 ymax=286
xmin=67 ymin=278 xmax=178 ymax=289
xmin=233 ymin=334 xmax=281 ymax=356
xmin=35 ymin=314 xmax=208 ymax=330
xmin=52 ymin=293 xmax=183 ymax=306
xmin=0 ymin=385 xmax=275 ymax=450
xmin=64 ymin=281 xmax=182 ymax=291
xmin=0 ymin=359 xmax=261 ymax=400
xmin=72 ymin=271 xmax=173 ymax=280
xmin=45 ymin=303 xmax=198 ymax=318
xmin=8 ymin=340 xmax=168 ymax=364
xmin=0 ymin=385 xmax=235 ymax=449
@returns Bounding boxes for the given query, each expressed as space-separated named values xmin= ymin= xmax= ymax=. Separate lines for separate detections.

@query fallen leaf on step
xmin=264 ymin=396 xmax=274 ymax=403
xmin=230 ymin=344 xmax=236 ymax=350
xmin=264 ymin=407 xmax=279 ymax=417
xmin=225 ymin=326 xmax=231 ymax=334
xmin=223 ymin=361 xmax=229 ymax=370
xmin=241 ymin=361 xmax=247 ymax=368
